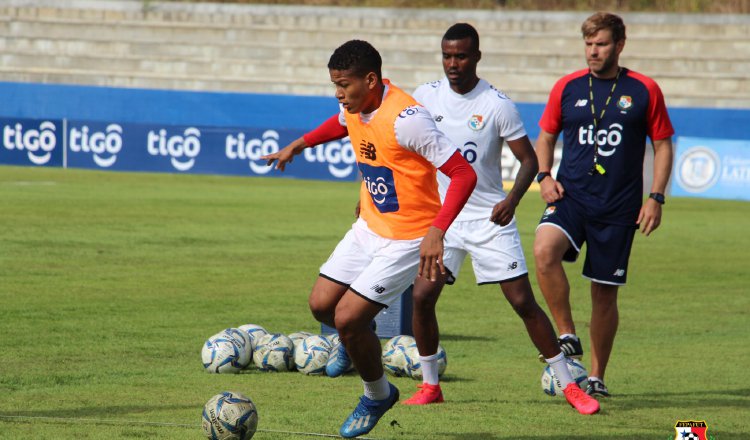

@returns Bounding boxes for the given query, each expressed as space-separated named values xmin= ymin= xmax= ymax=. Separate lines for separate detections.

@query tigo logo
xmin=225 ymin=130 xmax=279 ymax=175
xmin=3 ymin=121 xmax=57 ymax=165
xmin=578 ymin=122 xmax=623 ymax=156
xmin=69 ymin=124 xmax=123 ymax=168
xmin=304 ymin=139 xmax=356 ymax=178
xmin=147 ymin=127 xmax=201 ymax=171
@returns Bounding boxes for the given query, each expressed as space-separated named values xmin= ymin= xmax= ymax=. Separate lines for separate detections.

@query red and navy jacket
xmin=539 ymin=67 xmax=674 ymax=225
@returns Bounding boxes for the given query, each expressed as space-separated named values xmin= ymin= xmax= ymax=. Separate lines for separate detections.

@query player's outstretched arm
xmin=261 ymin=114 xmax=348 ymax=171
xmin=490 ymin=135 xmax=538 ymax=226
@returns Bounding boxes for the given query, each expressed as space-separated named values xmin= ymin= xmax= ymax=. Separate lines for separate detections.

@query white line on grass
xmin=0 ymin=414 xmax=384 ymax=439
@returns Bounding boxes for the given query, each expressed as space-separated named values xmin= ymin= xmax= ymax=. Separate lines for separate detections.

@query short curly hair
xmin=327 ymin=40 xmax=382 ymax=80
xmin=442 ymin=23 xmax=480 ymax=52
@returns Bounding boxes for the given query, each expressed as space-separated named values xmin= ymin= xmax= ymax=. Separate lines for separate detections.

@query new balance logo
xmin=370 ymin=284 xmax=386 ymax=294
xmin=613 ymin=269 xmax=625 ymax=277
xmin=507 ymin=261 xmax=518 ymax=270
xmin=359 ymin=141 xmax=376 ymax=160
xmin=348 ymin=414 xmax=371 ymax=431
xmin=575 ymin=99 xmax=588 ymax=107
xmin=434 ymin=115 xmax=444 ymax=122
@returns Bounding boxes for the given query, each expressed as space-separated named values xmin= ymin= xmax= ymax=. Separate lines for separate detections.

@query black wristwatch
xmin=536 ymin=172 xmax=551 ymax=183
xmin=649 ymin=192 xmax=665 ymax=204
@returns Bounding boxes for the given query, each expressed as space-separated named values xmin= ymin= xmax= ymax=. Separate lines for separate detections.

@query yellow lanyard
xmin=587 ymin=68 xmax=621 ymax=175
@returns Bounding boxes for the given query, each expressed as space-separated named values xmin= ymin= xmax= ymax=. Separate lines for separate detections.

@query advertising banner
xmin=672 ymin=136 xmax=750 ymax=201
xmin=0 ymin=117 xmax=64 ymax=168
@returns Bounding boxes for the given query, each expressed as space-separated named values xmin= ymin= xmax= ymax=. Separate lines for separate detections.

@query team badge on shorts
xmin=617 ymin=95 xmax=632 ymax=110
xmin=542 ymin=206 xmax=556 ymax=217
xmin=674 ymin=420 xmax=709 ymax=440
xmin=468 ymin=114 xmax=485 ymax=131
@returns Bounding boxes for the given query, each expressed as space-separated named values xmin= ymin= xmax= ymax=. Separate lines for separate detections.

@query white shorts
xmin=443 ymin=218 xmax=528 ymax=285
xmin=319 ymin=218 xmax=421 ymax=308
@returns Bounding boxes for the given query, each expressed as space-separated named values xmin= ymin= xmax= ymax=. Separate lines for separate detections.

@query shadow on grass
xmin=0 ymin=402 xmax=197 ymax=420
xmin=611 ymin=388 xmax=750 ymax=410
xmin=432 ymin=433 xmax=747 ymax=440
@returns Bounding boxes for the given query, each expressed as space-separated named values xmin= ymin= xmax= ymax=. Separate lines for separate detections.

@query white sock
xmin=363 ymin=375 xmax=390 ymax=401
xmin=546 ymin=352 xmax=574 ymax=389
xmin=559 ymin=333 xmax=578 ymax=341
xmin=419 ymin=352 xmax=441 ymax=386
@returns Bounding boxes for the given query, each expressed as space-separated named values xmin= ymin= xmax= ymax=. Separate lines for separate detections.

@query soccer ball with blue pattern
xmin=238 ymin=324 xmax=268 ymax=351
xmin=202 ymin=329 xmax=252 ymax=373
xmin=202 ymin=391 xmax=258 ymax=440
xmin=252 ymin=333 xmax=294 ymax=372
xmin=294 ymin=335 xmax=332 ymax=375
xmin=541 ymin=358 xmax=589 ymax=396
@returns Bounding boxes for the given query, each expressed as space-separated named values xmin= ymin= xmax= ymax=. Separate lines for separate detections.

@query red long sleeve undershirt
xmin=302 ymin=115 xmax=476 ymax=232
xmin=432 ymin=151 xmax=476 ymax=232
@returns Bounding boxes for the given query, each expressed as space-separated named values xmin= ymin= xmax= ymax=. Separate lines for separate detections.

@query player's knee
xmin=308 ymin=295 xmax=334 ymax=324
xmin=507 ymin=292 xmax=538 ymax=319
xmin=533 ymin=243 xmax=557 ymax=274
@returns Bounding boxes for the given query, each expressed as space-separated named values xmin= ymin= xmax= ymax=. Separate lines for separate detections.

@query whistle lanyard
xmin=588 ymin=68 xmax=621 ymax=175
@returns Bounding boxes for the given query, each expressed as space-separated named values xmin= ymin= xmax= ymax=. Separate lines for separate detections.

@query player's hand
xmin=490 ymin=198 xmax=516 ymax=226
xmin=418 ymin=226 xmax=445 ymax=282
xmin=540 ymin=178 xmax=564 ymax=203
xmin=637 ymin=198 xmax=662 ymax=236
xmin=261 ymin=145 xmax=297 ymax=172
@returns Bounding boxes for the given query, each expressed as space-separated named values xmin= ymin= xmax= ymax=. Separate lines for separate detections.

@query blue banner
xmin=2 ymin=116 xmax=358 ymax=182
xmin=672 ymin=136 xmax=750 ymax=201
xmin=0 ymin=117 xmax=63 ymax=167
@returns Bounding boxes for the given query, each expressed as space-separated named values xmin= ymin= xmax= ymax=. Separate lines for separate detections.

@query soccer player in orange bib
xmin=262 ymin=40 xmax=476 ymax=438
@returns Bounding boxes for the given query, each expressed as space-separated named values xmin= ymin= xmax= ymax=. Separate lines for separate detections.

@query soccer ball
xmin=541 ymin=358 xmax=589 ymax=396
xmin=382 ymin=345 xmax=409 ymax=377
xmin=238 ymin=324 xmax=268 ymax=351
xmin=325 ymin=333 xmax=340 ymax=347
xmin=682 ymin=433 xmax=700 ymax=440
xmin=202 ymin=329 xmax=252 ymax=373
xmin=202 ymin=391 xmax=258 ymax=440
xmin=252 ymin=333 xmax=294 ymax=372
xmin=294 ymin=335 xmax=332 ymax=375
xmin=383 ymin=335 xmax=415 ymax=353
xmin=287 ymin=331 xmax=314 ymax=369
xmin=404 ymin=344 xmax=447 ymax=380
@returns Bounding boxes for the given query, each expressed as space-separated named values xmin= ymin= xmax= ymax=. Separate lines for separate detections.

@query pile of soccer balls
xmin=381 ymin=335 xmax=447 ymax=379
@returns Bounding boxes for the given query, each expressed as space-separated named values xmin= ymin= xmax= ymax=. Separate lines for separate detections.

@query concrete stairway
xmin=1 ymin=0 xmax=748 ymax=108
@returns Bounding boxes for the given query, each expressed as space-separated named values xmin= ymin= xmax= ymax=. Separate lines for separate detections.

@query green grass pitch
xmin=0 ymin=165 xmax=747 ymax=439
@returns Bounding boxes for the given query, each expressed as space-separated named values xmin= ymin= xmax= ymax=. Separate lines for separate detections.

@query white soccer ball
xmin=202 ymin=391 xmax=258 ymax=440
xmin=252 ymin=333 xmax=294 ymax=372
xmin=541 ymin=358 xmax=589 ymax=396
xmin=202 ymin=329 xmax=252 ymax=373
xmin=238 ymin=324 xmax=268 ymax=351
xmin=294 ymin=335 xmax=332 ymax=375
xmin=383 ymin=335 xmax=415 ymax=353
xmin=382 ymin=345 xmax=409 ymax=377
xmin=404 ymin=344 xmax=447 ymax=380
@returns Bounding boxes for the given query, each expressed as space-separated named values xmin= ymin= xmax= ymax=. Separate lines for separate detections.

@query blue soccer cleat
xmin=340 ymin=383 xmax=399 ymax=438
xmin=326 ymin=343 xmax=354 ymax=377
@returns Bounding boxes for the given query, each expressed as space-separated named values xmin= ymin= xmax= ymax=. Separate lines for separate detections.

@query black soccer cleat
xmin=558 ymin=335 xmax=583 ymax=359
xmin=586 ymin=378 xmax=610 ymax=397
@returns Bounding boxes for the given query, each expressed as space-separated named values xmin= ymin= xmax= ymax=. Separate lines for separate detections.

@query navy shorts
xmin=537 ymin=197 xmax=637 ymax=285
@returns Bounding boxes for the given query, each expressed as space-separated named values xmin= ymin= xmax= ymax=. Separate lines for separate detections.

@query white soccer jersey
xmin=413 ymin=78 xmax=527 ymax=221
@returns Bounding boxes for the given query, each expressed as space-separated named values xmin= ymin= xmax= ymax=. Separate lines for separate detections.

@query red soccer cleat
xmin=402 ymin=383 xmax=445 ymax=405
xmin=563 ymin=383 xmax=600 ymax=415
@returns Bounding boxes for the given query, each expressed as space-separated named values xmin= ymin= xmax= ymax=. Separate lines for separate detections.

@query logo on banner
xmin=358 ymin=163 xmax=399 ymax=213
xmin=225 ymin=130 xmax=280 ymax=175
xmin=676 ymin=146 xmax=721 ymax=193
xmin=2 ymin=121 xmax=57 ymax=165
xmin=69 ymin=124 xmax=123 ymax=168
xmin=674 ymin=420 xmax=709 ymax=440
xmin=147 ymin=127 xmax=201 ymax=171
xmin=303 ymin=139 xmax=356 ymax=179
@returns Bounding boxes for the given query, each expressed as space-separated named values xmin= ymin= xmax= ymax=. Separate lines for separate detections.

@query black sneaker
xmin=537 ymin=335 xmax=584 ymax=363
xmin=586 ymin=378 xmax=610 ymax=397
xmin=558 ymin=335 xmax=583 ymax=359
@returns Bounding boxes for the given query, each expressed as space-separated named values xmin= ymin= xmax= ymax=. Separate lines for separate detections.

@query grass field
xmin=0 ymin=165 xmax=748 ymax=440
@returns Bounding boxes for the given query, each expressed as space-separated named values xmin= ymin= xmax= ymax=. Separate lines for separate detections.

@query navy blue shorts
xmin=538 ymin=197 xmax=637 ymax=285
